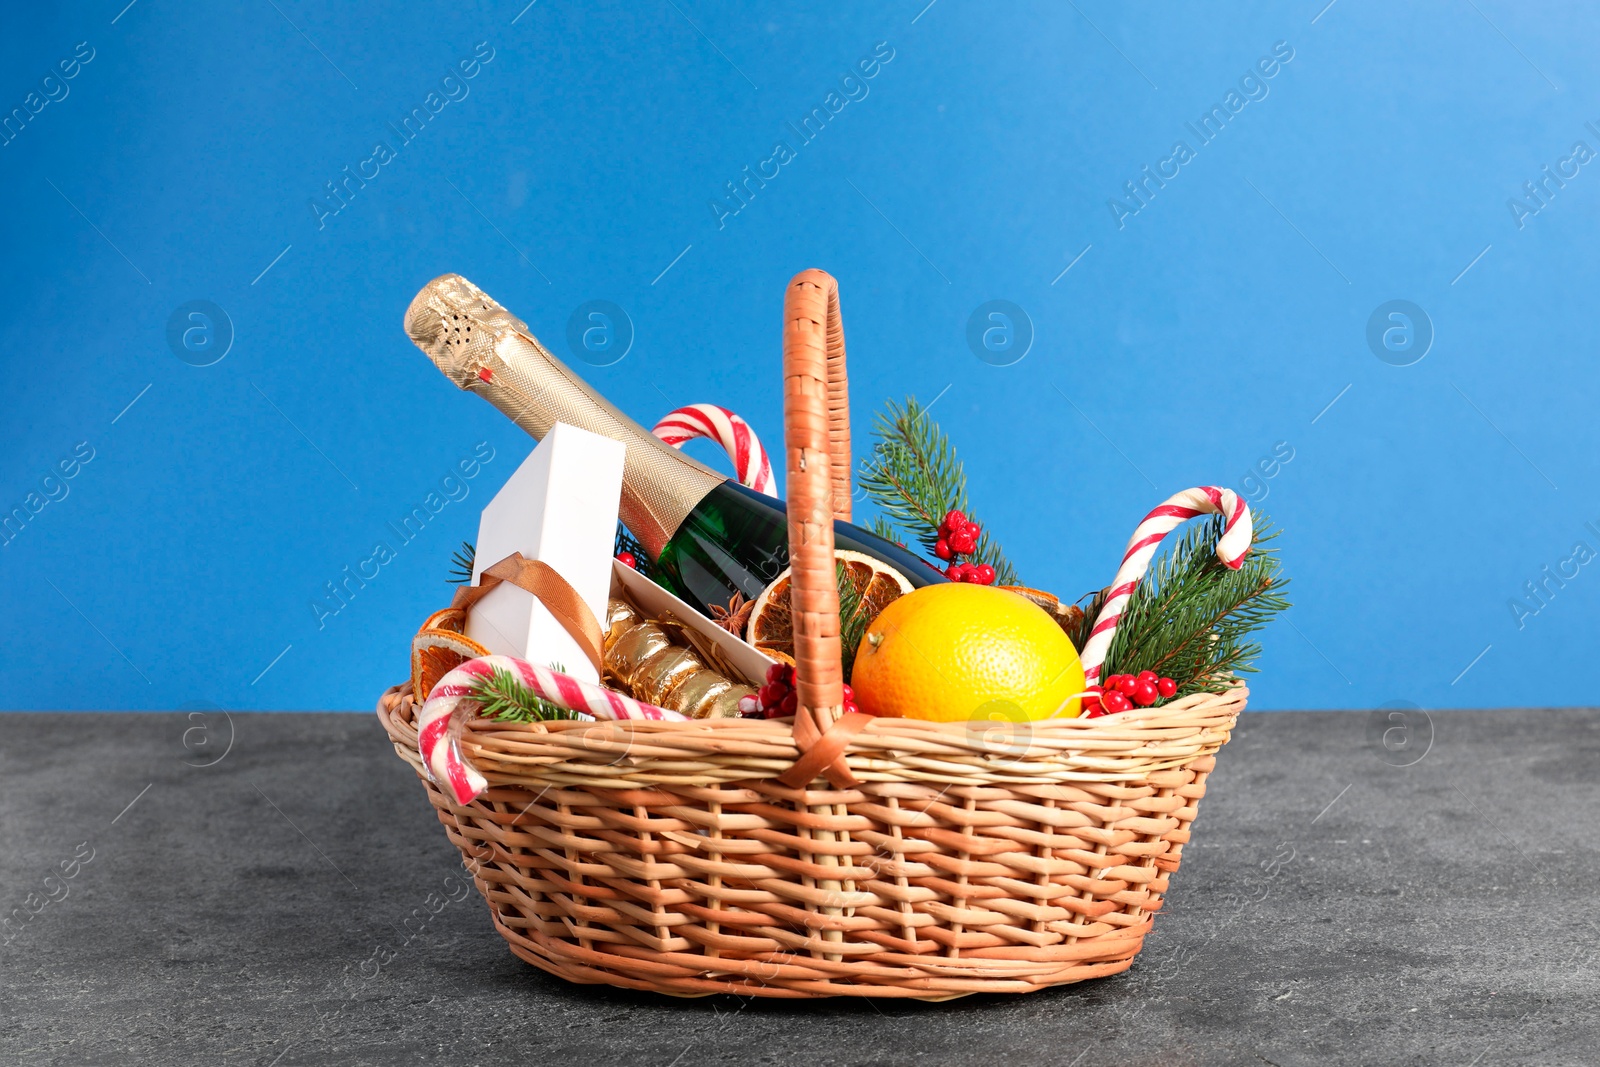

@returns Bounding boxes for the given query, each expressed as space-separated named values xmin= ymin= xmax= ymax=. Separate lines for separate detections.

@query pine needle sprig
xmin=856 ymin=397 xmax=1019 ymax=585
xmin=969 ymin=527 xmax=1015 ymax=585
xmin=466 ymin=664 xmax=581 ymax=723
xmin=1069 ymin=587 xmax=1107 ymax=655
xmin=1100 ymin=514 xmax=1290 ymax=697
xmin=447 ymin=541 xmax=476 ymax=585
xmin=837 ymin=561 xmax=871 ymax=680
xmin=857 ymin=397 xmax=963 ymax=544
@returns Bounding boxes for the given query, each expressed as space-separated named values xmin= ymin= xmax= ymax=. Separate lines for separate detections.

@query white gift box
xmin=465 ymin=422 xmax=626 ymax=683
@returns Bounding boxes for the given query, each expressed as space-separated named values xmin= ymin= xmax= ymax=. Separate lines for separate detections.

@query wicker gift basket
xmin=377 ymin=270 xmax=1245 ymax=1000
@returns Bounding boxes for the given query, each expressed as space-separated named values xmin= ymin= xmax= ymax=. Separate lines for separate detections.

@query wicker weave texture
xmin=378 ymin=684 xmax=1241 ymax=998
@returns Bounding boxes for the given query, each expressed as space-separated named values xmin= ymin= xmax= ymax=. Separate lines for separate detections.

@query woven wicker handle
xmin=781 ymin=270 xmax=868 ymax=787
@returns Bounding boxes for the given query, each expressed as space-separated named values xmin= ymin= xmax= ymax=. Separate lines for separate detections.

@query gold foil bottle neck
xmin=404 ymin=273 xmax=726 ymax=557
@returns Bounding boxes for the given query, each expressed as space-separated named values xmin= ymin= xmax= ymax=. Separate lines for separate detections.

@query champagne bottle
xmin=405 ymin=274 xmax=944 ymax=618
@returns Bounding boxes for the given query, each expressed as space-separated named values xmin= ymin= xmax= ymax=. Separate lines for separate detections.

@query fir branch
xmin=970 ymin=527 xmax=1016 ymax=586
xmin=837 ymin=561 xmax=870 ymax=680
xmin=858 ymin=400 xmax=957 ymax=544
xmin=1070 ymin=587 xmax=1106 ymax=655
xmin=1100 ymin=514 xmax=1290 ymax=697
xmin=467 ymin=664 xmax=581 ymax=723
xmin=856 ymin=397 xmax=1019 ymax=585
xmin=447 ymin=541 xmax=476 ymax=585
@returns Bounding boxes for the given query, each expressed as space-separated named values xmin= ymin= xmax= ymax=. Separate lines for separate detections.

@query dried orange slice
xmin=746 ymin=550 xmax=912 ymax=663
xmin=1001 ymin=585 xmax=1086 ymax=642
xmin=412 ymin=627 xmax=491 ymax=702
xmin=420 ymin=606 xmax=468 ymax=634
xmin=762 ymin=646 xmax=796 ymax=669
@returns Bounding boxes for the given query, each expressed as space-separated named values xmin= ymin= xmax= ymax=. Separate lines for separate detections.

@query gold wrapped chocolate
xmin=603 ymin=599 xmax=755 ymax=718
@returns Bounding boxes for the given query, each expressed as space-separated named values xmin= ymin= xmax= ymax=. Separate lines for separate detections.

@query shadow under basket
xmin=379 ymin=268 xmax=1244 ymax=999
xmin=376 ymin=683 xmax=1243 ymax=1000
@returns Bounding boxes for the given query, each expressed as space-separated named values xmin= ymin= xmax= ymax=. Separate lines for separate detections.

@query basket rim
xmin=378 ymin=681 xmax=1245 ymax=789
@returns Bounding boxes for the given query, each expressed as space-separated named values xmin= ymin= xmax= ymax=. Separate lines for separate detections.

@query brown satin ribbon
xmin=449 ymin=553 xmax=607 ymax=678
xmin=777 ymin=710 xmax=872 ymax=789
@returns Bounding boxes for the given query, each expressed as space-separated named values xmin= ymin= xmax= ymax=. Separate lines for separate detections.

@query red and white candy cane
xmin=1079 ymin=487 xmax=1254 ymax=686
xmin=652 ymin=404 xmax=777 ymax=497
xmin=417 ymin=654 xmax=687 ymax=805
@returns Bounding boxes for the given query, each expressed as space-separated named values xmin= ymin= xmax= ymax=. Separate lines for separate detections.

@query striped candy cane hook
xmin=652 ymin=404 xmax=777 ymax=497
xmin=417 ymin=654 xmax=687 ymax=805
xmin=1079 ymin=487 xmax=1254 ymax=685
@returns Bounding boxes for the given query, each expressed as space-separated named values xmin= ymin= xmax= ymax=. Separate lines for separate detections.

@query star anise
xmin=709 ymin=591 xmax=754 ymax=636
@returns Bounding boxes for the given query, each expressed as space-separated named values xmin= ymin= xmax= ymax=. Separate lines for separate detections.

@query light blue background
xmin=3 ymin=1 xmax=1595 ymax=711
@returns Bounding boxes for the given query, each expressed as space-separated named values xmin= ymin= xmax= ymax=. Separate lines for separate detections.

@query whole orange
xmin=848 ymin=583 xmax=1085 ymax=722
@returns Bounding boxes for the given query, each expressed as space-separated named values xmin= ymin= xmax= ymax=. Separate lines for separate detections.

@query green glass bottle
xmin=405 ymin=272 xmax=946 ymax=619
xmin=654 ymin=480 xmax=942 ymax=617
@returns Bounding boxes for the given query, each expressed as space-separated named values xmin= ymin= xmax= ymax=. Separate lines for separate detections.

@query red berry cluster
xmin=1083 ymin=670 xmax=1178 ymax=717
xmin=933 ymin=510 xmax=995 ymax=585
xmin=753 ymin=663 xmax=797 ymax=718
xmin=615 ymin=551 xmax=637 ymax=569
xmin=741 ymin=663 xmax=863 ymax=719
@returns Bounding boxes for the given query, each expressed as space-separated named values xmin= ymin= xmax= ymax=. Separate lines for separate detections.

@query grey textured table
xmin=1 ymin=709 xmax=1595 ymax=1066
